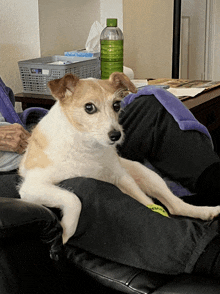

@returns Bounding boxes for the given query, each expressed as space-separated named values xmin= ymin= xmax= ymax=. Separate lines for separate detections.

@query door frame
xmin=180 ymin=0 xmax=215 ymax=80
xmin=205 ymin=0 xmax=215 ymax=80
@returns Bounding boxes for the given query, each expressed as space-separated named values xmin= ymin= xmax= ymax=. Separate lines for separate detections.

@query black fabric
xmin=0 ymin=173 xmax=21 ymax=198
xmin=60 ymin=177 xmax=218 ymax=275
xmin=119 ymin=95 xmax=220 ymax=192
xmin=195 ymin=162 xmax=220 ymax=206
xmin=193 ymin=234 xmax=220 ymax=279
xmin=0 ymin=169 xmax=18 ymax=175
xmin=0 ymin=174 xmax=219 ymax=277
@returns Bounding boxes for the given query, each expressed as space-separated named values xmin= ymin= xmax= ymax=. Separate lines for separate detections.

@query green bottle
xmin=100 ymin=18 xmax=124 ymax=79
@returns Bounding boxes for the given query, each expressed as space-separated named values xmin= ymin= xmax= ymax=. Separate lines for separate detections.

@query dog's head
xmin=48 ymin=72 xmax=137 ymax=147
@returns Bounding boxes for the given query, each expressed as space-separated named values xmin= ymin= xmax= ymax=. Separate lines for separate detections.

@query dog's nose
xmin=108 ymin=130 xmax=121 ymax=142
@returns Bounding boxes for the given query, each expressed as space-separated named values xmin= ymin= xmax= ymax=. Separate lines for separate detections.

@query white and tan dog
xmin=19 ymin=72 xmax=220 ymax=243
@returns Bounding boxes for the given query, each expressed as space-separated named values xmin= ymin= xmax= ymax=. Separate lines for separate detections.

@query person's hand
xmin=0 ymin=123 xmax=31 ymax=154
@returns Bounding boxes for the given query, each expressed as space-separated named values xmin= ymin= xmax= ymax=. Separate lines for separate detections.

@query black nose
xmin=108 ymin=130 xmax=121 ymax=142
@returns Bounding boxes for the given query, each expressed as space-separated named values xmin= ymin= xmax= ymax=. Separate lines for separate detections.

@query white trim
xmin=204 ymin=0 xmax=215 ymax=80
xmin=180 ymin=16 xmax=190 ymax=79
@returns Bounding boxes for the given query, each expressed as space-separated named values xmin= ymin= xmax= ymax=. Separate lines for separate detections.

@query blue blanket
xmin=122 ymin=86 xmax=212 ymax=142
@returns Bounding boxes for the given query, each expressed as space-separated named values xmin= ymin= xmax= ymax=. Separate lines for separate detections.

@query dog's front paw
xmin=60 ymin=197 xmax=82 ymax=244
xmin=60 ymin=213 xmax=80 ymax=244
xmin=61 ymin=224 xmax=76 ymax=244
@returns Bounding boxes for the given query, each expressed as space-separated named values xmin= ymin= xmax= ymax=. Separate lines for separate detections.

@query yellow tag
xmin=147 ymin=204 xmax=169 ymax=217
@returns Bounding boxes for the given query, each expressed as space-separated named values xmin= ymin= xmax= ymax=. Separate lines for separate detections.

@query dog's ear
xmin=48 ymin=74 xmax=79 ymax=101
xmin=109 ymin=72 xmax=137 ymax=93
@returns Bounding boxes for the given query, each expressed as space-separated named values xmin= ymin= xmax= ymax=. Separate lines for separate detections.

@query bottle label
xmin=101 ymin=40 xmax=123 ymax=79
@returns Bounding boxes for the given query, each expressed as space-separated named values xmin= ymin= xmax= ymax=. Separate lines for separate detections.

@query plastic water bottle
xmin=100 ymin=18 xmax=123 ymax=79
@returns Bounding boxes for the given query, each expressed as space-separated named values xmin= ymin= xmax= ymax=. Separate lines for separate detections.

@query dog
xmin=19 ymin=72 xmax=220 ymax=244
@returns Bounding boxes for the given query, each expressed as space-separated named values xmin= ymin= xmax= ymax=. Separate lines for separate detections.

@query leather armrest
xmin=0 ymin=197 xmax=63 ymax=260
xmin=65 ymin=246 xmax=220 ymax=294
xmin=153 ymin=274 xmax=220 ymax=294
xmin=65 ymin=245 xmax=174 ymax=294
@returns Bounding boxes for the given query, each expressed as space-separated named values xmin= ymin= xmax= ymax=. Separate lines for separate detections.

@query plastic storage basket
xmin=18 ymin=55 xmax=100 ymax=95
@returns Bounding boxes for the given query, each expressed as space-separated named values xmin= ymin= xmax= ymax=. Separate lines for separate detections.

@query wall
xmin=100 ymin=0 xmax=123 ymax=30
xmin=212 ymin=0 xmax=220 ymax=80
xmin=0 ymin=0 xmax=40 ymax=93
xmin=1 ymin=0 xmax=174 ymax=97
xmin=0 ymin=0 xmax=122 ymax=95
xmin=38 ymin=0 xmax=101 ymax=57
xmin=123 ymin=0 xmax=174 ymax=79
xmin=38 ymin=0 xmax=123 ymax=56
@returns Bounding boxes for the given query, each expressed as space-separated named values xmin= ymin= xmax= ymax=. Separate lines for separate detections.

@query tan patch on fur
xmin=24 ymin=126 xmax=51 ymax=170
xmin=47 ymin=74 xmax=136 ymax=132
xmin=59 ymin=79 xmax=121 ymax=130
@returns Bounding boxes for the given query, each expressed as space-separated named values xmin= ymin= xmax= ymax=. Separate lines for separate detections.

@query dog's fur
xmin=19 ymin=72 xmax=220 ymax=244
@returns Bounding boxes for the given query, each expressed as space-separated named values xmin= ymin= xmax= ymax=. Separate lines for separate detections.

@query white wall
xmin=123 ymin=0 xmax=174 ymax=79
xmin=212 ymin=0 xmax=220 ymax=80
xmin=100 ymin=0 xmax=123 ymax=30
xmin=0 ymin=0 xmax=122 ymax=94
xmin=38 ymin=0 xmax=101 ymax=57
xmin=38 ymin=0 xmax=123 ymax=57
xmin=0 ymin=0 xmax=40 ymax=93
xmin=1 ymin=0 xmax=220 ymax=98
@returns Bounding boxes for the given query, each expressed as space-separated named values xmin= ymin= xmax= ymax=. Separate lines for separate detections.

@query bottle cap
xmin=107 ymin=18 xmax=117 ymax=27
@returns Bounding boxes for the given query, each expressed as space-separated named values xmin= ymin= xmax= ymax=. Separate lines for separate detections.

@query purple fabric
xmin=0 ymin=78 xmax=24 ymax=127
xmin=122 ymin=86 xmax=212 ymax=142
xmin=0 ymin=77 xmax=48 ymax=129
xmin=18 ymin=107 xmax=48 ymax=128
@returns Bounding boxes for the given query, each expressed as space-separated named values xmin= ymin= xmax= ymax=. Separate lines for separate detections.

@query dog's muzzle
xmin=108 ymin=130 xmax=121 ymax=143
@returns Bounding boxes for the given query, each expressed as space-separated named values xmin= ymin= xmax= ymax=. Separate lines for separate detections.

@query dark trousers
xmin=119 ymin=95 xmax=220 ymax=194
xmin=1 ymin=95 xmax=220 ymax=276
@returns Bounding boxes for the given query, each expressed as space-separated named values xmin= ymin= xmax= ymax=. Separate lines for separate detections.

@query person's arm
xmin=0 ymin=123 xmax=30 ymax=154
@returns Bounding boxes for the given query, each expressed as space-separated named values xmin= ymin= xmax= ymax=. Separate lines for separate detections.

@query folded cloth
xmin=122 ymin=86 xmax=212 ymax=142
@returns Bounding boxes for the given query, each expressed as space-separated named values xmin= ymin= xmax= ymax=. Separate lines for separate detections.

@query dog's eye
xmin=85 ymin=103 xmax=97 ymax=114
xmin=113 ymin=101 xmax=121 ymax=112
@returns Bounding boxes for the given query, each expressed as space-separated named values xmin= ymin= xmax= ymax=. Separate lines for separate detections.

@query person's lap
xmin=0 ymin=172 xmax=218 ymax=276
xmin=0 ymin=172 xmax=20 ymax=198
xmin=60 ymin=177 xmax=219 ymax=275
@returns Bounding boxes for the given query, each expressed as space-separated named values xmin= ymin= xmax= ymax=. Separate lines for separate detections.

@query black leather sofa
xmin=1 ymin=195 xmax=220 ymax=294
